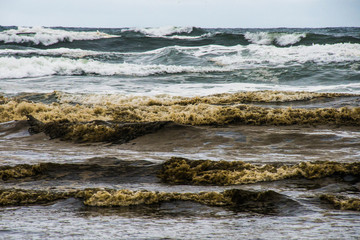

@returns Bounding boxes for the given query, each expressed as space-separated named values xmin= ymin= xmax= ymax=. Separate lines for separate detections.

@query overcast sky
xmin=1 ymin=0 xmax=359 ymax=28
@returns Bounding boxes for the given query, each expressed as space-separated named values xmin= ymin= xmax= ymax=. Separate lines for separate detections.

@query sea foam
xmin=244 ymin=32 xmax=306 ymax=46
xmin=0 ymin=26 xmax=117 ymax=46
xmin=210 ymin=43 xmax=360 ymax=67
xmin=2 ymin=41 xmax=359 ymax=66
xmin=125 ymin=26 xmax=194 ymax=37
xmin=0 ymin=42 xmax=359 ymax=79
xmin=0 ymin=56 xmax=226 ymax=79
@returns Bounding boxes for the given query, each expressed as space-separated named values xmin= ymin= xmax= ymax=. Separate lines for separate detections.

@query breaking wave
xmin=159 ymin=157 xmax=360 ymax=185
xmin=0 ymin=42 xmax=359 ymax=79
xmin=0 ymin=26 xmax=117 ymax=46
xmin=0 ymin=56 xmax=225 ymax=79
xmin=244 ymin=32 xmax=306 ymax=46
xmin=1 ymin=92 xmax=359 ymax=126
xmin=321 ymin=194 xmax=360 ymax=211
xmin=1 ymin=26 xmax=360 ymax=49
xmin=123 ymin=26 xmax=195 ymax=37
xmin=209 ymin=43 xmax=360 ymax=67
xmin=52 ymin=91 xmax=355 ymax=106
xmin=0 ymin=187 xmax=299 ymax=215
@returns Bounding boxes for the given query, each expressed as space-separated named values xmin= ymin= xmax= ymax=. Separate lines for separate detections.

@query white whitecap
xmin=210 ymin=43 xmax=360 ymax=67
xmin=162 ymin=33 xmax=212 ymax=40
xmin=0 ymin=26 xmax=117 ymax=46
xmin=244 ymin=32 xmax=306 ymax=46
xmin=1 ymin=42 xmax=359 ymax=79
xmin=124 ymin=26 xmax=194 ymax=37
xmin=244 ymin=32 xmax=273 ymax=45
xmin=275 ymin=33 xmax=306 ymax=46
xmin=0 ymin=56 xmax=228 ymax=79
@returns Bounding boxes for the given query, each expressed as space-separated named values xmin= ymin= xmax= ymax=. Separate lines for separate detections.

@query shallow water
xmin=1 ymin=26 xmax=360 ymax=239
xmin=1 ymin=199 xmax=360 ymax=240
xmin=1 ymin=119 xmax=360 ymax=239
xmin=1 ymin=121 xmax=359 ymax=166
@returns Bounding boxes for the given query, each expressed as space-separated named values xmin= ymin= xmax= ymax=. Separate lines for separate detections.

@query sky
xmin=0 ymin=0 xmax=359 ymax=28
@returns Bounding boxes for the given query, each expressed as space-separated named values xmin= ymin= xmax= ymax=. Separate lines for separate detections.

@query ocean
xmin=0 ymin=26 xmax=360 ymax=239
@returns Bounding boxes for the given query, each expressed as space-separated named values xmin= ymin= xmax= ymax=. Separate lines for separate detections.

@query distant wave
xmin=0 ymin=26 xmax=117 ymax=46
xmin=123 ymin=26 xmax=195 ymax=37
xmin=2 ymin=26 xmax=360 ymax=49
xmin=244 ymin=32 xmax=306 ymax=46
xmin=2 ymin=42 xmax=359 ymax=61
xmin=243 ymin=32 xmax=360 ymax=47
xmin=0 ymin=42 xmax=359 ymax=79
xmin=0 ymin=56 xmax=227 ymax=79
xmin=119 ymin=27 xmax=360 ymax=46
xmin=209 ymin=43 xmax=360 ymax=67
xmin=121 ymin=26 xmax=212 ymax=40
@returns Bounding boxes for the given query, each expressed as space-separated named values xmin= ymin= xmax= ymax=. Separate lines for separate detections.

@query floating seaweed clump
xmin=0 ymin=100 xmax=110 ymax=123
xmin=0 ymin=95 xmax=7 ymax=104
xmin=19 ymin=104 xmax=360 ymax=127
xmin=0 ymin=189 xmax=73 ymax=206
xmin=1 ymin=91 xmax=359 ymax=126
xmin=27 ymin=115 xmax=172 ymax=143
xmin=170 ymin=91 xmax=355 ymax=105
xmin=159 ymin=157 xmax=360 ymax=185
xmin=0 ymin=164 xmax=46 ymax=181
xmin=320 ymin=194 xmax=360 ymax=211
xmin=0 ymin=188 xmax=297 ymax=214
xmin=79 ymin=189 xmax=229 ymax=207
xmin=110 ymin=104 xmax=360 ymax=126
xmin=78 ymin=188 xmax=297 ymax=214
xmin=56 ymin=91 xmax=356 ymax=106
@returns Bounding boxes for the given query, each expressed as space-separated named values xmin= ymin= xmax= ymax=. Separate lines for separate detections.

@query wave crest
xmin=0 ymin=56 xmax=226 ymax=79
xmin=0 ymin=26 xmax=117 ymax=46
xmin=124 ymin=26 xmax=194 ymax=37
xmin=210 ymin=43 xmax=360 ymax=67
xmin=159 ymin=157 xmax=360 ymax=185
xmin=244 ymin=32 xmax=306 ymax=46
xmin=1 ymin=42 xmax=359 ymax=79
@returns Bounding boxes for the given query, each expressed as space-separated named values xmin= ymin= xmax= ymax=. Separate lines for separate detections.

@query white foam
xmin=1 ymin=43 xmax=359 ymax=79
xmin=275 ymin=33 xmax=306 ymax=46
xmin=244 ymin=32 xmax=306 ymax=46
xmin=0 ymin=26 xmax=117 ymax=46
xmin=0 ymin=56 xmax=228 ymax=79
xmin=55 ymin=81 xmax=360 ymax=98
xmin=124 ymin=26 xmax=194 ymax=37
xmin=210 ymin=43 xmax=360 ymax=67
xmin=124 ymin=43 xmax=360 ymax=66
xmin=244 ymin=32 xmax=273 ymax=45
xmin=162 ymin=33 xmax=212 ymax=40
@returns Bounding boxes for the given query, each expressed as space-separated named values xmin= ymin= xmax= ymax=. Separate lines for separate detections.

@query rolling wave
xmin=1 ymin=26 xmax=359 ymax=49
xmin=0 ymin=56 xmax=226 ymax=79
xmin=0 ymin=26 xmax=117 ymax=46
xmin=123 ymin=26 xmax=195 ymax=37
xmin=244 ymin=32 xmax=306 ymax=46
xmin=209 ymin=43 xmax=360 ymax=67
xmin=0 ymin=42 xmax=358 ymax=79
xmin=0 ymin=26 xmax=359 ymax=96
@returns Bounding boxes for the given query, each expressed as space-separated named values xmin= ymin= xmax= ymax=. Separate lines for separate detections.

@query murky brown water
xmin=1 ymin=93 xmax=360 ymax=239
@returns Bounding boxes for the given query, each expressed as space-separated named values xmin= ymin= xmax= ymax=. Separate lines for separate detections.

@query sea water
xmin=0 ymin=26 xmax=360 ymax=239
